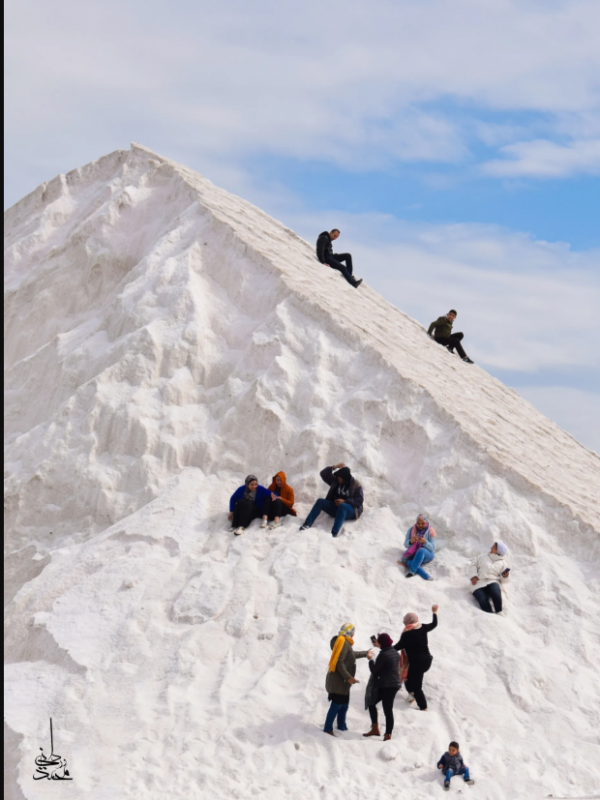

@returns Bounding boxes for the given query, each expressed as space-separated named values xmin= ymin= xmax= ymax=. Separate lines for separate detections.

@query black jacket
xmin=437 ymin=752 xmax=465 ymax=773
xmin=368 ymin=646 xmax=401 ymax=689
xmin=394 ymin=615 xmax=437 ymax=663
xmin=316 ymin=231 xmax=333 ymax=264
xmin=320 ymin=466 xmax=364 ymax=518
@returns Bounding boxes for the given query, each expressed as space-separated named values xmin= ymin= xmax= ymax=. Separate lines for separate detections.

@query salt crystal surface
xmin=4 ymin=144 xmax=600 ymax=799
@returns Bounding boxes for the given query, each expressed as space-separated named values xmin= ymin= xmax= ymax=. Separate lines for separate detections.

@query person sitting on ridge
xmin=265 ymin=471 xmax=296 ymax=529
xmin=299 ymin=463 xmax=364 ymax=537
xmin=228 ymin=475 xmax=271 ymax=535
xmin=316 ymin=229 xmax=363 ymax=288
xmin=427 ymin=309 xmax=474 ymax=364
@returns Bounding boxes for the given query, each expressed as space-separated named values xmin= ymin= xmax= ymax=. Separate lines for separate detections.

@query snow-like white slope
xmin=4 ymin=144 xmax=600 ymax=800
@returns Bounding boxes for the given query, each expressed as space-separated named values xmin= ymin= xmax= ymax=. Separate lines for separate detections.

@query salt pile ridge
xmin=4 ymin=144 xmax=600 ymax=800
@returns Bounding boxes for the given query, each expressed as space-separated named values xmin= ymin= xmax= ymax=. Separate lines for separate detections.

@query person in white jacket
xmin=469 ymin=542 xmax=510 ymax=613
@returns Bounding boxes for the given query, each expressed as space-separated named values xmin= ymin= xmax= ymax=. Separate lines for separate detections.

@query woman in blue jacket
xmin=229 ymin=475 xmax=271 ymax=535
xmin=397 ymin=514 xmax=436 ymax=580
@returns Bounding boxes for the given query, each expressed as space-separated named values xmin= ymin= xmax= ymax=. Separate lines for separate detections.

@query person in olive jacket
xmin=363 ymin=633 xmax=401 ymax=740
xmin=324 ymin=623 xmax=369 ymax=735
xmin=427 ymin=309 xmax=474 ymax=364
xmin=300 ymin=464 xmax=364 ymax=537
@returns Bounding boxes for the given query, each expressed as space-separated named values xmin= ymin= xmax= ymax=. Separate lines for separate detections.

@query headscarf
xmin=377 ymin=633 xmax=393 ymax=648
xmin=403 ymin=612 xmax=420 ymax=628
xmin=410 ymin=514 xmax=436 ymax=542
xmin=244 ymin=474 xmax=258 ymax=502
xmin=328 ymin=623 xmax=355 ymax=673
xmin=495 ymin=540 xmax=508 ymax=556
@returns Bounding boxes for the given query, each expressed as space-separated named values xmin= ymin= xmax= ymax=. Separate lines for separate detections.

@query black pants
xmin=405 ymin=656 xmax=432 ymax=710
xmin=435 ymin=333 xmax=467 ymax=359
xmin=473 ymin=582 xmax=503 ymax=613
xmin=368 ymin=686 xmax=400 ymax=734
xmin=231 ymin=499 xmax=263 ymax=529
xmin=328 ymin=253 xmax=355 ymax=285
xmin=264 ymin=497 xmax=290 ymax=521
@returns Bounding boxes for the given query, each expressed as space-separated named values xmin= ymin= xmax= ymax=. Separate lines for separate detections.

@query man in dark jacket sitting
xmin=427 ymin=309 xmax=474 ymax=364
xmin=316 ymin=229 xmax=362 ymax=288
xmin=300 ymin=463 xmax=364 ymax=537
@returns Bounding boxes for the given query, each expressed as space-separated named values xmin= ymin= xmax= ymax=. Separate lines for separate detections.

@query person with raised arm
xmin=323 ymin=623 xmax=369 ymax=736
xmin=470 ymin=541 xmax=510 ymax=614
xmin=397 ymin=513 xmax=437 ymax=580
xmin=228 ymin=475 xmax=271 ymax=535
xmin=299 ymin=463 xmax=364 ymax=537
xmin=316 ymin=229 xmax=363 ymax=288
xmin=427 ymin=309 xmax=474 ymax=364
xmin=393 ymin=605 xmax=439 ymax=711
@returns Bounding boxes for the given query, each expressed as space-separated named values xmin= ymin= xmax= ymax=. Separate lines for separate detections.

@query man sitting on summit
xmin=316 ymin=229 xmax=362 ymax=288
xmin=427 ymin=309 xmax=474 ymax=364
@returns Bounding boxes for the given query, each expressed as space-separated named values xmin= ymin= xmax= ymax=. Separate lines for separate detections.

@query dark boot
xmin=362 ymin=724 xmax=380 ymax=737
xmin=383 ymin=733 xmax=392 ymax=741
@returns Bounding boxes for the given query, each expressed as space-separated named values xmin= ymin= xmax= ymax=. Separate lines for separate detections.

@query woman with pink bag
xmin=397 ymin=514 xmax=437 ymax=581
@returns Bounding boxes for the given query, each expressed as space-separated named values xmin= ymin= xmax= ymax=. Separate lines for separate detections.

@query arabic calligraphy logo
xmin=33 ymin=718 xmax=73 ymax=781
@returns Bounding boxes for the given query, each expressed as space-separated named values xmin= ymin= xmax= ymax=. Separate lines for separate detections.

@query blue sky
xmin=5 ymin=0 xmax=600 ymax=451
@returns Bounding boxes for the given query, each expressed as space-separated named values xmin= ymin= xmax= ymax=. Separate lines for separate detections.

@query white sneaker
xmin=260 ymin=519 xmax=268 ymax=529
xmin=234 ymin=527 xmax=245 ymax=536
xmin=269 ymin=520 xmax=282 ymax=529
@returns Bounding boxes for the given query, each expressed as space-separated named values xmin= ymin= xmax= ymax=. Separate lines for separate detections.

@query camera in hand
xmin=370 ymin=635 xmax=378 ymax=643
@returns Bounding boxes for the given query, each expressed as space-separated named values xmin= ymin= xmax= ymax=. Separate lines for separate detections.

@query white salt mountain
xmin=4 ymin=144 xmax=600 ymax=800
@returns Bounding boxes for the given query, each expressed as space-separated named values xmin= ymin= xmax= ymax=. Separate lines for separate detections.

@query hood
xmin=272 ymin=470 xmax=287 ymax=486
xmin=336 ymin=466 xmax=352 ymax=485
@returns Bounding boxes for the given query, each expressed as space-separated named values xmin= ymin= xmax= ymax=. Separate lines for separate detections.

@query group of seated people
xmin=228 ymin=463 xmax=363 ymax=538
xmin=228 ymin=464 xmax=511 ymax=614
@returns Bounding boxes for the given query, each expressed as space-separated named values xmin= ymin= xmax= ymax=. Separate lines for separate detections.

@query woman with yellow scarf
xmin=324 ymin=623 xmax=369 ymax=735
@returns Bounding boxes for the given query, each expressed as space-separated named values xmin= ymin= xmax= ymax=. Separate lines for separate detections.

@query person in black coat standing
xmin=316 ymin=229 xmax=362 ymax=288
xmin=363 ymin=633 xmax=401 ymax=740
xmin=394 ymin=605 xmax=439 ymax=710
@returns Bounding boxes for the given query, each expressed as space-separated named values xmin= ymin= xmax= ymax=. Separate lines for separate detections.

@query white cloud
xmin=482 ymin=138 xmax=600 ymax=177
xmin=5 ymin=0 xmax=600 ymax=204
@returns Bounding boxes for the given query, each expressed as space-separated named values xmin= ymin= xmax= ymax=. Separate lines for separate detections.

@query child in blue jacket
xmin=437 ymin=741 xmax=475 ymax=790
